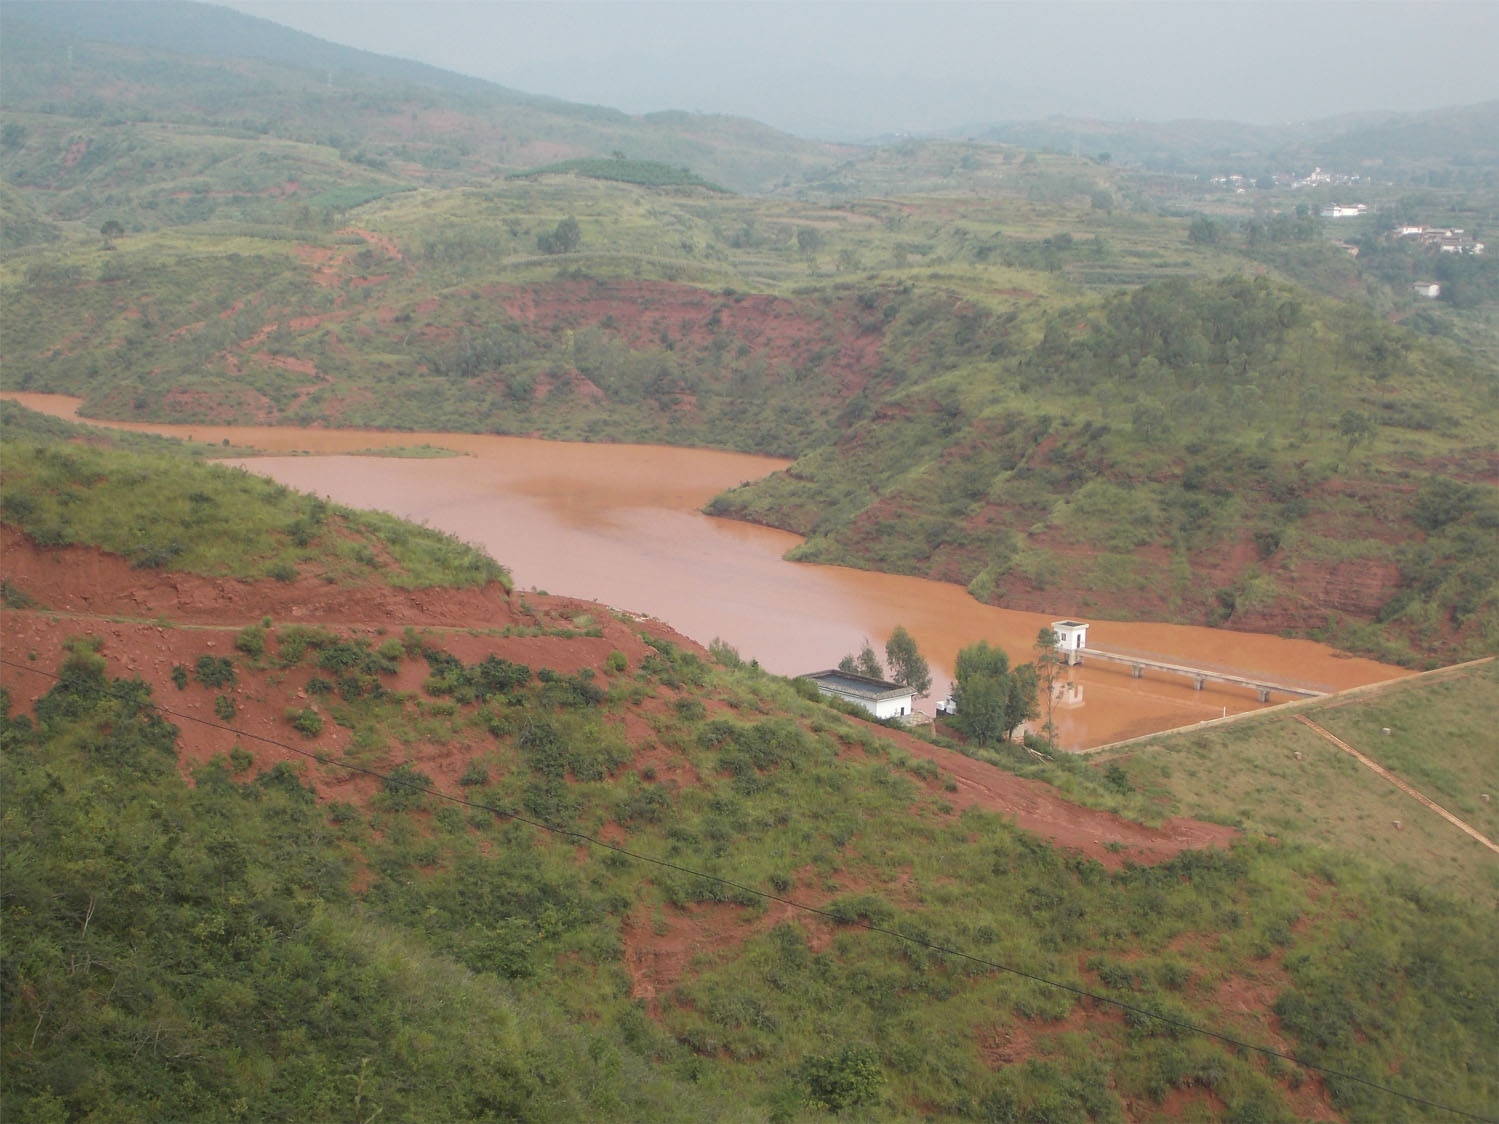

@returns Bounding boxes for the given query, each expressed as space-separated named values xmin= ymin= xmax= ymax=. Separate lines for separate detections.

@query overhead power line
xmin=2 ymin=656 xmax=1493 ymax=1124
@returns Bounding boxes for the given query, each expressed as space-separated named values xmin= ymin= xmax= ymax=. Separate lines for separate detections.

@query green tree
xmin=1188 ymin=214 xmax=1222 ymax=244
xmin=1033 ymin=627 xmax=1061 ymax=743
xmin=1338 ymin=409 xmax=1375 ymax=450
xmin=538 ymin=215 xmax=581 ymax=254
xmin=1004 ymin=663 xmax=1040 ymax=739
xmin=950 ymin=641 xmax=1012 ymax=746
xmin=1132 ymin=400 xmax=1169 ymax=442
xmin=838 ymin=639 xmax=884 ymax=679
xmin=800 ymin=1045 xmax=882 ymax=1111
xmin=884 ymin=626 xmax=931 ymax=695
xmin=952 ymin=641 xmax=1039 ymax=745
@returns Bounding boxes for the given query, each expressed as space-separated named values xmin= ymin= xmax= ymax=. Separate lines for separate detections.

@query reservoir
xmin=4 ymin=392 xmax=1410 ymax=748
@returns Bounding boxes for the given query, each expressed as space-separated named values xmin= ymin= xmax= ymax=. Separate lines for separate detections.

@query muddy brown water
xmin=4 ymin=392 xmax=1410 ymax=748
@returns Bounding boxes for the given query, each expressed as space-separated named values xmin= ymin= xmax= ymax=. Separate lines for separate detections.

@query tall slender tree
xmin=884 ymin=626 xmax=931 ymax=695
xmin=1033 ymin=627 xmax=1061 ymax=744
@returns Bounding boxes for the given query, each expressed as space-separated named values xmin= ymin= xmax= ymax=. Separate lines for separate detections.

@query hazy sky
xmin=224 ymin=1 xmax=1499 ymax=139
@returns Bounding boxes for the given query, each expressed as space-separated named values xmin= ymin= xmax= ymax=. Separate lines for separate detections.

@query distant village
xmin=1205 ymin=166 xmax=1485 ymax=250
xmin=1203 ymin=165 xmax=1486 ymax=304
xmin=1207 ymin=165 xmax=1366 ymax=193
xmin=1390 ymin=223 xmax=1486 ymax=255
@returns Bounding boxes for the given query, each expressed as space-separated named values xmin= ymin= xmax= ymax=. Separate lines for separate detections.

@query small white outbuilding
xmin=802 ymin=670 xmax=918 ymax=720
xmin=1051 ymin=620 xmax=1089 ymax=665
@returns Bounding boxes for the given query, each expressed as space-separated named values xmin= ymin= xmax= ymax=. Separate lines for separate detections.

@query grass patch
xmin=0 ymin=419 xmax=509 ymax=591
xmin=1095 ymin=662 xmax=1499 ymax=905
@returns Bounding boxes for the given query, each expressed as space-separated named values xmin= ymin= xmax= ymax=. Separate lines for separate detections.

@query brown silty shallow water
xmin=3 ymin=392 xmax=1410 ymax=748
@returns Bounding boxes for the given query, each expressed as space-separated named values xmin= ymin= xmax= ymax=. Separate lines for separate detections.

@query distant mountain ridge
xmin=4 ymin=0 xmax=527 ymax=99
xmin=0 ymin=0 xmax=846 ymax=195
xmin=972 ymin=101 xmax=1499 ymax=177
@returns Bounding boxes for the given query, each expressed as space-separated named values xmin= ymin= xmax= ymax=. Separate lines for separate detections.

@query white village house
xmin=802 ymin=669 xmax=918 ymax=720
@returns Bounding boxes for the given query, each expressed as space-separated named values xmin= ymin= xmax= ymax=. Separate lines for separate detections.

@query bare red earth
xmin=1 ymin=525 xmax=1237 ymax=861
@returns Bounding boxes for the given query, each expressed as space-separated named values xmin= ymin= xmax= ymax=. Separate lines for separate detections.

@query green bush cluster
xmin=423 ymin=648 xmax=533 ymax=703
xmin=285 ymin=707 xmax=323 ymax=737
xmin=193 ymin=655 xmax=236 ymax=689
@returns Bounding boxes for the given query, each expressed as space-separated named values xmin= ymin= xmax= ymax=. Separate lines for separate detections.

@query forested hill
xmin=3 ymin=0 xmax=509 ymax=95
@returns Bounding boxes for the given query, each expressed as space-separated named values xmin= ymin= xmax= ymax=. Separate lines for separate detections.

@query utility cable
xmin=2 ymin=656 xmax=1493 ymax=1123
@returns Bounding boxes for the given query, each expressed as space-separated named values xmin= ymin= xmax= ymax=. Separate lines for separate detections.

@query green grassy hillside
xmin=709 ymin=273 xmax=1499 ymax=664
xmin=1096 ymin=662 xmax=1499 ymax=906
xmin=3 ymin=415 xmax=1497 ymax=1122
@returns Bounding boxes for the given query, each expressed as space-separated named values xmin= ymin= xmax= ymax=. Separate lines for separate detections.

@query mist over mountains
xmin=10 ymin=0 xmax=1499 ymax=152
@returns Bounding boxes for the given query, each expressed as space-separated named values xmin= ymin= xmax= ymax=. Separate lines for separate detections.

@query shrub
xmin=286 ymin=707 xmax=323 ymax=737
xmin=536 ymin=667 xmax=604 ymax=708
xmin=194 ymin=655 xmax=236 ymax=688
xmin=459 ymin=760 xmax=490 ymax=787
xmin=382 ymin=763 xmax=435 ymax=810
xmin=605 ymin=649 xmax=628 ymax=674
xmin=1103 ymin=762 xmax=1133 ymax=794
xmin=213 ymin=694 xmax=236 ymax=721
xmin=615 ymin=783 xmax=670 ymax=825
xmin=825 ymin=894 xmax=894 ymax=928
xmin=317 ymin=641 xmax=368 ymax=673
xmin=276 ymin=626 xmax=338 ymax=665
xmin=708 ymin=637 xmax=743 ymax=668
xmin=799 ymin=1045 xmax=883 ymax=1111
xmin=234 ymin=625 xmax=266 ymax=659
xmin=170 ymin=664 xmax=188 ymax=690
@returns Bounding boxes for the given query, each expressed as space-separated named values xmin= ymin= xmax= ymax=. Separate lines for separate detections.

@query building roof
xmin=802 ymin=669 xmax=916 ymax=702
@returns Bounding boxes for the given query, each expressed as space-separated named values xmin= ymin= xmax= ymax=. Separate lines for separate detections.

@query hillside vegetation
xmin=3 ymin=412 xmax=1497 ymax=1123
xmin=2 ymin=3 xmax=1497 ymax=669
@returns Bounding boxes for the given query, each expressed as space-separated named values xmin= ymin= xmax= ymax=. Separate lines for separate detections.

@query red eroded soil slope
xmin=1 ymin=526 xmax=1232 ymax=870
